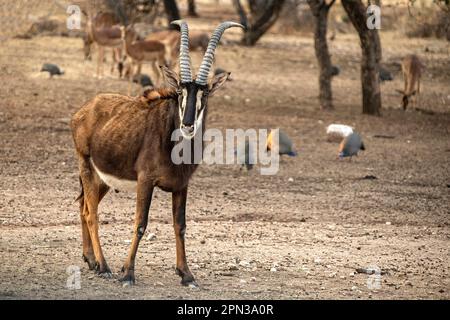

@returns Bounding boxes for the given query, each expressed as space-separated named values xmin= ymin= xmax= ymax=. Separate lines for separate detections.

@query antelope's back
xmin=71 ymin=94 xmax=148 ymax=156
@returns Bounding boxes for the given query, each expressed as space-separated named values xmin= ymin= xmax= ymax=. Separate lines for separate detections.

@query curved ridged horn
xmin=196 ymin=21 xmax=244 ymax=86
xmin=171 ymin=20 xmax=192 ymax=83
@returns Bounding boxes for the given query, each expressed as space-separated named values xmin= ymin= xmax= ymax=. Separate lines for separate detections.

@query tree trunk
xmin=187 ymin=0 xmax=198 ymax=17
xmin=308 ymin=0 xmax=335 ymax=110
xmin=241 ymin=0 xmax=286 ymax=46
xmin=163 ymin=0 xmax=181 ymax=30
xmin=342 ymin=0 xmax=382 ymax=115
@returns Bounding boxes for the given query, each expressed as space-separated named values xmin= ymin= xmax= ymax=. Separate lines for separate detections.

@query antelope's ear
xmin=161 ymin=66 xmax=179 ymax=90
xmin=209 ymin=72 xmax=230 ymax=96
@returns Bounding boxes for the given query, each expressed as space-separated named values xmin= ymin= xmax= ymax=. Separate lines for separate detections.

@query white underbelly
xmin=91 ymin=161 xmax=137 ymax=192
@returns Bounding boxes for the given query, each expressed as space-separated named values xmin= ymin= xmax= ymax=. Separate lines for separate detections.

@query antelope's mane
xmin=142 ymin=87 xmax=178 ymax=103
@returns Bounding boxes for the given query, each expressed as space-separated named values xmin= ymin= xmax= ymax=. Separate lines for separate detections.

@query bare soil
xmin=0 ymin=3 xmax=449 ymax=299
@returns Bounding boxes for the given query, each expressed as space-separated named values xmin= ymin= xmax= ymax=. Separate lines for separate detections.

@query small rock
xmin=270 ymin=267 xmax=277 ymax=272
xmin=351 ymin=286 xmax=358 ymax=291
xmin=239 ymin=260 xmax=250 ymax=267
xmin=222 ymin=191 xmax=229 ymax=196
xmin=200 ymin=239 xmax=206 ymax=244
xmin=288 ymin=177 xmax=294 ymax=182
xmin=224 ymin=95 xmax=231 ymax=100
xmin=385 ymin=221 xmax=391 ymax=225
xmin=228 ymin=264 xmax=239 ymax=271
xmin=250 ymin=277 xmax=256 ymax=282
xmin=314 ymin=258 xmax=321 ymax=264
xmin=146 ymin=233 xmax=156 ymax=241
xmin=239 ymin=279 xmax=247 ymax=284
xmin=244 ymin=98 xmax=251 ymax=104
xmin=124 ymin=239 xmax=132 ymax=244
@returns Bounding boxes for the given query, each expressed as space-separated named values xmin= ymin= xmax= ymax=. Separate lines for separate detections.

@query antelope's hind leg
xmin=78 ymin=156 xmax=111 ymax=277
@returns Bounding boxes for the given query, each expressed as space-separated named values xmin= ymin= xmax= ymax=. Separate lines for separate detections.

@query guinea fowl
xmin=40 ymin=63 xmax=64 ymax=78
xmin=330 ymin=65 xmax=340 ymax=77
xmin=236 ymin=138 xmax=254 ymax=171
xmin=379 ymin=66 xmax=393 ymax=82
xmin=338 ymin=132 xmax=365 ymax=159
xmin=266 ymin=129 xmax=297 ymax=157
xmin=132 ymin=73 xmax=153 ymax=88
xmin=214 ymin=68 xmax=232 ymax=81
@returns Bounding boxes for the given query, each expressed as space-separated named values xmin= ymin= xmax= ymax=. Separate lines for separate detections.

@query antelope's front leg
xmin=120 ymin=179 xmax=154 ymax=286
xmin=172 ymin=187 xmax=196 ymax=287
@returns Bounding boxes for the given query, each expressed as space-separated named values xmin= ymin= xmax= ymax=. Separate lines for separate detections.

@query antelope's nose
xmin=181 ymin=124 xmax=194 ymax=134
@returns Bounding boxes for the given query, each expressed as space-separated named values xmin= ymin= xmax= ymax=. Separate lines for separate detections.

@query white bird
xmin=326 ymin=124 xmax=353 ymax=142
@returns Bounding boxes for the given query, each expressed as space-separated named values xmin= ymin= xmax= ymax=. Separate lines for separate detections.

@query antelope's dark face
xmin=178 ymin=82 xmax=208 ymax=139
xmin=162 ymin=67 xmax=230 ymax=140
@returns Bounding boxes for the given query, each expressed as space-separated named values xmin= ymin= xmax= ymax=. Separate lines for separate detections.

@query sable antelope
xmin=87 ymin=12 xmax=123 ymax=78
xmin=397 ymin=54 xmax=424 ymax=110
xmin=121 ymin=25 xmax=167 ymax=86
xmin=71 ymin=20 xmax=244 ymax=287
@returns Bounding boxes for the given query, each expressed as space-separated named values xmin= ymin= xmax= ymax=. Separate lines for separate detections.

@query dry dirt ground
xmin=0 ymin=3 xmax=449 ymax=299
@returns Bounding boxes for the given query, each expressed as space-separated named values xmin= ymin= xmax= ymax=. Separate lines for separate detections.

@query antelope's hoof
xmin=176 ymin=267 xmax=197 ymax=287
xmin=119 ymin=268 xmax=135 ymax=286
xmin=82 ymin=254 xmax=96 ymax=270
xmin=98 ymin=271 xmax=113 ymax=279
xmin=95 ymin=263 xmax=112 ymax=278
xmin=184 ymin=280 xmax=199 ymax=289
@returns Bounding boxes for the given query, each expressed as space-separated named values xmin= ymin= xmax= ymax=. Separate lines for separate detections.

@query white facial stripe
xmin=196 ymin=90 xmax=203 ymax=110
xmin=180 ymin=88 xmax=188 ymax=120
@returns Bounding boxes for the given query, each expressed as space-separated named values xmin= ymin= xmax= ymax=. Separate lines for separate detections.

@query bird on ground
xmin=214 ymin=68 xmax=232 ymax=81
xmin=379 ymin=66 xmax=393 ymax=82
xmin=326 ymin=124 xmax=353 ymax=142
xmin=132 ymin=73 xmax=153 ymax=88
xmin=40 ymin=63 xmax=64 ymax=78
xmin=338 ymin=132 xmax=365 ymax=160
xmin=236 ymin=138 xmax=254 ymax=171
xmin=266 ymin=129 xmax=297 ymax=157
xmin=330 ymin=65 xmax=340 ymax=77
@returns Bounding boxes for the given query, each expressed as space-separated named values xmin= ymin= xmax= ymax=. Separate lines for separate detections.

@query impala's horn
xmin=195 ymin=21 xmax=244 ymax=86
xmin=171 ymin=20 xmax=193 ymax=83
